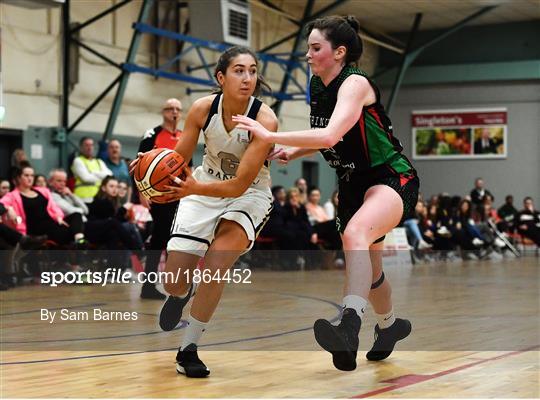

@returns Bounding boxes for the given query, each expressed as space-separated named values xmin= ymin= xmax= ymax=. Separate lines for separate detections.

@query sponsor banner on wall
xmin=412 ymin=108 xmax=507 ymax=160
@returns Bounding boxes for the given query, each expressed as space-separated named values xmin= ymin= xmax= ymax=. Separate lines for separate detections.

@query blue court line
xmin=1 ymin=308 xmax=176 ymax=344
xmin=0 ymin=291 xmax=342 ymax=366
xmin=0 ymin=323 xmax=335 ymax=366
xmin=1 ymin=321 xmax=188 ymax=344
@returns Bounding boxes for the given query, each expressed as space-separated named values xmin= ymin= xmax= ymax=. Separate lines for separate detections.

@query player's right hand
xmin=129 ymin=152 xmax=145 ymax=175
xmin=267 ymin=147 xmax=290 ymax=165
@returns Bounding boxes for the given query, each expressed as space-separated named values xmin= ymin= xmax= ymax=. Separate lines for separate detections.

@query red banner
xmin=412 ymin=110 xmax=507 ymax=127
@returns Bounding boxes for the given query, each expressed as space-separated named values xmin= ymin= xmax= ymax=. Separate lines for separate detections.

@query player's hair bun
xmin=344 ymin=16 xmax=360 ymax=33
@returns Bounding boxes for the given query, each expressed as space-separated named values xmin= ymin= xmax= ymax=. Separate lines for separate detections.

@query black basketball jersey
xmin=309 ymin=65 xmax=413 ymax=178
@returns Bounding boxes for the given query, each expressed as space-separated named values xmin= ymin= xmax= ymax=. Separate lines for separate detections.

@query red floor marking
xmin=353 ymin=345 xmax=540 ymax=398
xmin=381 ymin=374 xmax=430 ymax=385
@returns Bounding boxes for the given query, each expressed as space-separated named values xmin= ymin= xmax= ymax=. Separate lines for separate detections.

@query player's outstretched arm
xmin=233 ymin=75 xmax=373 ymax=149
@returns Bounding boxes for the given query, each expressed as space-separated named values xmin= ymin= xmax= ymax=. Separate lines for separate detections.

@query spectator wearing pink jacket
xmin=0 ymin=165 xmax=76 ymax=245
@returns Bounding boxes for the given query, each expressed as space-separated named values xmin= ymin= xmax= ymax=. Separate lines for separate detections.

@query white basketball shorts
xmin=167 ymin=167 xmax=273 ymax=255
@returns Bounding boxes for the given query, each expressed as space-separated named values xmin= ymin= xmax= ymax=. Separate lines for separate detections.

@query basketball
xmin=134 ymin=148 xmax=187 ymax=204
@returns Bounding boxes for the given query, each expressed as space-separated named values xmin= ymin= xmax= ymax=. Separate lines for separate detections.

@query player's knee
xmin=342 ymin=226 xmax=372 ymax=249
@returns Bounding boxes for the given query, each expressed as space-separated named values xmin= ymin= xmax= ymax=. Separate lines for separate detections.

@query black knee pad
xmin=371 ymin=271 xmax=385 ymax=289
xmin=373 ymin=235 xmax=385 ymax=244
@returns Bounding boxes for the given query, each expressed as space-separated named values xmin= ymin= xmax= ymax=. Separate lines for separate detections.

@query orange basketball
xmin=134 ymin=148 xmax=187 ymax=204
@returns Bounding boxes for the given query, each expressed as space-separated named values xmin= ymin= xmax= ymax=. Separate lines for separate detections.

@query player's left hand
xmin=232 ymin=115 xmax=272 ymax=143
xmin=128 ymin=152 xmax=145 ymax=175
xmin=164 ymin=168 xmax=197 ymax=199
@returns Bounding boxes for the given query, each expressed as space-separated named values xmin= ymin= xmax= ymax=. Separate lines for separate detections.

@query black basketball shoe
xmin=159 ymin=283 xmax=196 ymax=331
xmin=176 ymin=343 xmax=210 ymax=378
xmin=314 ymin=308 xmax=361 ymax=371
xmin=366 ymin=318 xmax=412 ymax=361
xmin=140 ymin=283 xmax=166 ymax=300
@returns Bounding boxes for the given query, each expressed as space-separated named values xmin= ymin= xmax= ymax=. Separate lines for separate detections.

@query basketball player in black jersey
xmin=234 ymin=15 xmax=418 ymax=372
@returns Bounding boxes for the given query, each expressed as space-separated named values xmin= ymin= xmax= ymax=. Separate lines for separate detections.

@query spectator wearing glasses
xmin=136 ymin=98 xmax=193 ymax=300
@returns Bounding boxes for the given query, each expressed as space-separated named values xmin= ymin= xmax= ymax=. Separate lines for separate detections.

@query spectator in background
xmin=306 ymin=186 xmax=342 ymax=251
xmin=452 ymin=199 xmax=486 ymax=257
xmin=280 ymin=188 xmax=317 ymax=266
xmin=48 ymin=168 xmax=88 ymax=245
xmin=498 ymin=195 xmax=518 ymax=233
xmin=416 ymin=200 xmax=435 ymax=246
xmin=272 ymin=185 xmax=286 ymax=208
xmin=71 ymin=137 xmax=112 ymax=204
xmin=305 ymin=186 xmax=329 ymax=225
xmin=0 ymin=180 xmax=10 ymax=198
xmin=0 ymin=166 xmax=78 ymax=246
xmin=0 ymin=202 xmax=47 ymax=290
xmin=10 ymin=148 xmax=28 ymax=170
xmin=33 ymin=174 xmax=47 ymax=188
xmin=477 ymin=202 xmax=506 ymax=251
xmin=86 ymin=176 xmax=143 ymax=253
xmin=403 ymin=200 xmax=432 ymax=250
xmin=10 ymin=149 xmax=30 ymax=186
xmin=429 ymin=196 xmax=456 ymax=252
xmin=428 ymin=194 xmax=439 ymax=208
xmin=101 ymin=139 xmax=131 ymax=199
xmin=294 ymin=178 xmax=308 ymax=205
xmin=517 ymin=197 xmax=540 ymax=246
xmin=11 ymin=148 xmax=28 ymax=166
xmin=49 ymin=169 xmax=88 ymax=216
xmin=117 ymin=181 xmax=130 ymax=205
xmin=259 ymin=185 xmax=286 ymax=239
xmin=470 ymin=178 xmax=493 ymax=208
xmin=323 ymin=190 xmax=338 ymax=220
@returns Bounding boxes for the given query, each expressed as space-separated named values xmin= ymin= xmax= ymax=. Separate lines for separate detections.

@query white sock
xmin=180 ymin=314 xmax=207 ymax=350
xmin=375 ymin=308 xmax=395 ymax=329
xmin=74 ymin=233 xmax=84 ymax=241
xmin=342 ymin=295 xmax=368 ymax=319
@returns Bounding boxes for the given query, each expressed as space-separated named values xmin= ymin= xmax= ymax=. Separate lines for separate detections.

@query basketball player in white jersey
xmin=156 ymin=46 xmax=277 ymax=378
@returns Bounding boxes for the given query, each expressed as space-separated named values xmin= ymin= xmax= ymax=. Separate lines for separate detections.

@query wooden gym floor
xmin=1 ymin=256 xmax=538 ymax=398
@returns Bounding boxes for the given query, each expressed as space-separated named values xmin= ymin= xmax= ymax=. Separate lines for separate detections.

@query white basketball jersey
xmin=201 ymin=94 xmax=271 ymax=191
